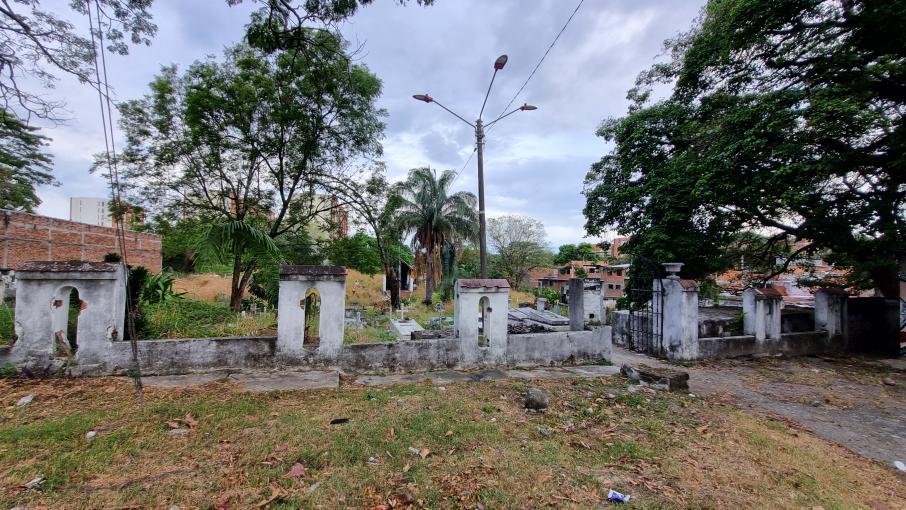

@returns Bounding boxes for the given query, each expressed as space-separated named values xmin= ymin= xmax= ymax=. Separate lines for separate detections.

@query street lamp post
xmin=413 ymin=54 xmax=537 ymax=278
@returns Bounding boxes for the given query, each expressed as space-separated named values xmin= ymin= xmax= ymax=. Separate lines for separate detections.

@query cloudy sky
xmin=31 ymin=0 xmax=704 ymax=248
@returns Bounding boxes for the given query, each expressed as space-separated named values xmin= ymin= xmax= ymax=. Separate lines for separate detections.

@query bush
xmin=142 ymin=271 xmax=184 ymax=304
xmin=0 ymin=304 xmax=14 ymax=345
xmin=142 ymin=298 xmax=275 ymax=339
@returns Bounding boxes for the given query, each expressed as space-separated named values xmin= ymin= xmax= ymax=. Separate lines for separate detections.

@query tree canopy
xmin=0 ymin=109 xmax=55 ymax=211
xmin=487 ymin=214 xmax=549 ymax=288
xmin=113 ymin=33 xmax=384 ymax=309
xmin=552 ymin=242 xmax=603 ymax=266
xmin=583 ymin=0 xmax=906 ymax=295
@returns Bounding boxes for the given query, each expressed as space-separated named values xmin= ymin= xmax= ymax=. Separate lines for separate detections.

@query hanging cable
xmin=87 ymin=0 xmax=144 ymax=403
xmin=488 ymin=0 xmax=584 ymax=134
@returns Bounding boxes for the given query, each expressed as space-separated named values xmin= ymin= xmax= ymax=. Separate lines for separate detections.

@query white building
xmin=69 ymin=197 xmax=112 ymax=227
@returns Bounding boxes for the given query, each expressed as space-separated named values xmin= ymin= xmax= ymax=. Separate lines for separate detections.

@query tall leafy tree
xmin=487 ymin=214 xmax=549 ymax=288
xmin=330 ymin=168 xmax=413 ymax=308
xmin=584 ymin=0 xmax=906 ymax=295
xmin=0 ymin=108 xmax=55 ymax=211
xmin=552 ymin=242 xmax=602 ymax=266
xmin=396 ymin=167 xmax=478 ymax=304
xmin=113 ymin=32 xmax=384 ymax=310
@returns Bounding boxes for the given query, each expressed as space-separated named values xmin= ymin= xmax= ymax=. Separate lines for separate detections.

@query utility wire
xmin=488 ymin=0 xmax=584 ymax=133
xmin=87 ymin=0 xmax=144 ymax=403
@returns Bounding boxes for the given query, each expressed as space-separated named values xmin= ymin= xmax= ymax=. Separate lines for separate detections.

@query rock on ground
xmin=524 ymin=387 xmax=550 ymax=410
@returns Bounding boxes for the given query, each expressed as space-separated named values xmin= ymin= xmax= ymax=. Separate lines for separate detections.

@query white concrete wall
xmin=661 ymin=278 xmax=699 ymax=360
xmin=277 ymin=277 xmax=345 ymax=360
xmin=10 ymin=264 xmax=125 ymax=367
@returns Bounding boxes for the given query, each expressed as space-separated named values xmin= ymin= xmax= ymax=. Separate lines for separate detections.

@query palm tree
xmin=396 ymin=167 xmax=478 ymax=304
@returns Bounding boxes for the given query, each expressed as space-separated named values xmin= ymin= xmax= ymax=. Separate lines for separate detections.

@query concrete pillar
xmin=661 ymin=277 xmax=699 ymax=360
xmin=10 ymin=261 xmax=125 ymax=369
xmin=536 ymin=297 xmax=547 ymax=311
xmin=277 ymin=266 xmax=346 ymax=361
xmin=454 ymin=279 xmax=510 ymax=364
xmin=568 ymin=278 xmax=584 ymax=331
xmin=743 ymin=288 xmax=783 ymax=342
xmin=815 ymin=287 xmax=848 ymax=347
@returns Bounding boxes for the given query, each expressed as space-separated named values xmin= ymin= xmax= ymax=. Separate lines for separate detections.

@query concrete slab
xmin=389 ymin=318 xmax=424 ymax=340
xmin=141 ymin=373 xmax=228 ymax=388
xmin=504 ymin=368 xmax=574 ymax=380
xmin=231 ymin=371 xmax=339 ymax=392
xmin=879 ymin=358 xmax=906 ymax=371
xmin=562 ymin=365 xmax=621 ymax=377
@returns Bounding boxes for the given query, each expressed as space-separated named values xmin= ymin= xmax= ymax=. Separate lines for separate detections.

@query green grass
xmin=1 ymin=375 xmax=903 ymax=509
xmin=141 ymin=298 xmax=276 ymax=339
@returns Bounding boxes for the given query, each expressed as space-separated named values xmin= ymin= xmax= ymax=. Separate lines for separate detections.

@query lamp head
xmin=413 ymin=94 xmax=433 ymax=103
xmin=494 ymin=54 xmax=508 ymax=70
xmin=519 ymin=103 xmax=538 ymax=111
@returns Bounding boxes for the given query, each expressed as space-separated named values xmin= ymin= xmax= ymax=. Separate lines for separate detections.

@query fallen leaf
xmin=444 ymin=430 xmax=453 ymax=437
xmin=329 ymin=417 xmax=349 ymax=425
xmin=403 ymin=462 xmax=412 ymax=472
xmin=285 ymin=463 xmax=306 ymax=478
xmin=183 ymin=413 xmax=198 ymax=428
xmin=419 ymin=448 xmax=430 ymax=459
xmin=255 ymin=485 xmax=285 ymax=508
xmin=165 ymin=420 xmax=181 ymax=429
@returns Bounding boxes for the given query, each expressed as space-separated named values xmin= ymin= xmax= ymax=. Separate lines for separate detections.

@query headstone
xmin=568 ymin=278 xmax=584 ymax=331
xmin=536 ymin=297 xmax=547 ymax=311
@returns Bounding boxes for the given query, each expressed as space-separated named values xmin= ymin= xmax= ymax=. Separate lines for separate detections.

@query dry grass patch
xmin=0 ymin=375 xmax=903 ymax=509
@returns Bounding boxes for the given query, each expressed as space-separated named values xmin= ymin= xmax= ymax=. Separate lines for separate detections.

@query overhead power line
xmin=489 ymin=0 xmax=584 ymax=131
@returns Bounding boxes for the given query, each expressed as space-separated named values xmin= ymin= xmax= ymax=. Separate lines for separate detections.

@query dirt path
xmin=612 ymin=346 xmax=906 ymax=467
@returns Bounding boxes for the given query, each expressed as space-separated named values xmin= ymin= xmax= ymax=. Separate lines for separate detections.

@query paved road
xmin=612 ymin=346 xmax=906 ymax=466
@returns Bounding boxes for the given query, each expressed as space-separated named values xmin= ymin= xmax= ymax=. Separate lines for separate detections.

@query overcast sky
xmin=32 ymin=0 xmax=704 ymax=248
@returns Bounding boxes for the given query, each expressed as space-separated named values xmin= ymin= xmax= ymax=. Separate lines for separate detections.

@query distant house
xmin=531 ymin=261 xmax=630 ymax=307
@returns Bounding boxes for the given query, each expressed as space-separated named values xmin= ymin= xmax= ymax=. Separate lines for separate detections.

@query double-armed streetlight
xmin=414 ymin=54 xmax=537 ymax=278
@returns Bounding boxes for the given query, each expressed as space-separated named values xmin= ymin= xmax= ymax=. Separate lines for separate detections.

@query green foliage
xmin=325 ymin=232 xmax=383 ymax=275
xmin=113 ymin=35 xmax=385 ymax=307
xmin=250 ymin=229 xmax=323 ymax=306
xmin=141 ymin=299 xmax=275 ymax=339
xmin=141 ymin=272 xmax=184 ymax=305
xmin=552 ymin=243 xmax=600 ymax=265
xmin=487 ymin=215 xmax=549 ymax=288
xmin=144 ymin=215 xmax=209 ymax=272
xmin=0 ymin=362 xmax=15 ymax=378
xmin=0 ymin=109 xmax=56 ymax=212
xmin=0 ymin=303 xmax=14 ymax=346
xmin=102 ymin=253 xmax=121 ymax=263
xmin=532 ymin=287 xmax=560 ymax=305
xmin=583 ymin=0 xmax=906 ymax=294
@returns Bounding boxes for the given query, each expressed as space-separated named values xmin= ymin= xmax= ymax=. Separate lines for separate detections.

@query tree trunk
xmin=230 ymin=255 xmax=243 ymax=312
xmin=423 ymin=246 xmax=435 ymax=305
xmin=385 ymin=265 xmax=401 ymax=310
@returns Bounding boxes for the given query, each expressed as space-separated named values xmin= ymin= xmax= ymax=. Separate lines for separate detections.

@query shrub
xmin=0 ymin=304 xmax=14 ymax=345
xmin=142 ymin=299 xmax=275 ymax=339
xmin=141 ymin=271 xmax=184 ymax=304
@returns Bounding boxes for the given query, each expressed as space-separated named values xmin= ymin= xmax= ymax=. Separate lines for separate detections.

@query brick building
xmin=1 ymin=210 xmax=161 ymax=272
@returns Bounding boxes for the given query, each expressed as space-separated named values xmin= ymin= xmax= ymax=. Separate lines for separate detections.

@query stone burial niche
xmin=8 ymin=261 xmax=126 ymax=369
xmin=277 ymin=265 xmax=347 ymax=360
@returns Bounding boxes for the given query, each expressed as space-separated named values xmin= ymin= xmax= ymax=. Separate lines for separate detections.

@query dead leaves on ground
xmin=165 ymin=413 xmax=198 ymax=429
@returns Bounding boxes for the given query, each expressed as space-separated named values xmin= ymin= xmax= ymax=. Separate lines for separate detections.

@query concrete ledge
xmin=506 ymin=328 xmax=611 ymax=367
xmin=340 ymin=338 xmax=462 ymax=373
xmin=109 ymin=336 xmax=278 ymax=374
xmin=698 ymin=330 xmax=839 ymax=359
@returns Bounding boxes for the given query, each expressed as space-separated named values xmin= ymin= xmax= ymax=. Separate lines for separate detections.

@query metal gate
xmin=626 ymin=259 xmax=665 ymax=355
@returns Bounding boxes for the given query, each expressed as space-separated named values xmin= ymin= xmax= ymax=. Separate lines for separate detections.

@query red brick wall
xmin=1 ymin=209 xmax=161 ymax=272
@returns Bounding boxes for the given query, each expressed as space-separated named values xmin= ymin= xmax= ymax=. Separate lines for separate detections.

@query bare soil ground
xmin=1 ymin=372 xmax=904 ymax=509
xmin=614 ymin=347 xmax=906 ymax=467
